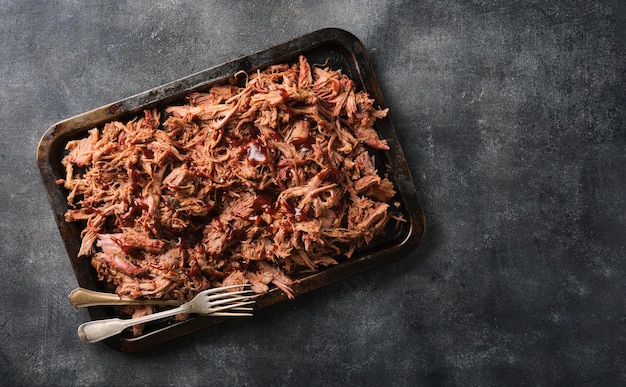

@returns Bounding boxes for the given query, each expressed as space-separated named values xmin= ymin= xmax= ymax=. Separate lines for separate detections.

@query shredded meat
xmin=58 ymin=55 xmax=397 ymax=321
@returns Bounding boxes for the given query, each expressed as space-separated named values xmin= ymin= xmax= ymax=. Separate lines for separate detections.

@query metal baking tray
xmin=37 ymin=28 xmax=425 ymax=352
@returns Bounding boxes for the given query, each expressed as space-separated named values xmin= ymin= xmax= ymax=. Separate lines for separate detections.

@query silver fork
xmin=77 ymin=284 xmax=256 ymax=343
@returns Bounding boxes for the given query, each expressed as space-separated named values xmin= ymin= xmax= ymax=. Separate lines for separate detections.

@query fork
xmin=68 ymin=287 xmax=252 ymax=312
xmin=77 ymin=284 xmax=256 ymax=343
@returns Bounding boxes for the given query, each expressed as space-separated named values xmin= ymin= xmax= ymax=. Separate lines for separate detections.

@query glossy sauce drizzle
xmin=252 ymin=194 xmax=275 ymax=214
xmin=246 ymin=139 xmax=269 ymax=166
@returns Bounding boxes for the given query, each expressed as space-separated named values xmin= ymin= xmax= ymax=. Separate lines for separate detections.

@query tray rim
xmin=36 ymin=27 xmax=426 ymax=352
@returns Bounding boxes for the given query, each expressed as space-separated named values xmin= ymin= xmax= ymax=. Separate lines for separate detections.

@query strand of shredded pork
xmin=58 ymin=55 xmax=397 ymax=324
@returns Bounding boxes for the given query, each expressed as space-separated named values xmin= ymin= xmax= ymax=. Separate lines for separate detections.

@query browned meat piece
xmin=64 ymin=128 xmax=100 ymax=167
xmin=222 ymin=271 xmax=247 ymax=287
xmin=257 ymin=261 xmax=294 ymax=299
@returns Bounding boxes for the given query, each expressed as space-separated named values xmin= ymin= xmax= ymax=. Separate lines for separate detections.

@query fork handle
xmin=69 ymin=287 xmax=182 ymax=308
xmin=77 ymin=304 xmax=193 ymax=343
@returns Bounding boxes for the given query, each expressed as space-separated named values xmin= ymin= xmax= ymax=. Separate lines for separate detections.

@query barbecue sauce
xmin=279 ymin=200 xmax=309 ymax=221
xmin=246 ymin=139 xmax=269 ymax=166
xmin=293 ymin=206 xmax=309 ymax=221
xmin=276 ymin=88 xmax=289 ymax=103
xmin=252 ymin=194 xmax=274 ymax=214
xmin=290 ymin=135 xmax=315 ymax=152
xmin=142 ymin=148 xmax=154 ymax=159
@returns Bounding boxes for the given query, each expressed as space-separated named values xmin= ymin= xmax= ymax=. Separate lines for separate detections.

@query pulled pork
xmin=58 ymin=55 xmax=396 ymax=312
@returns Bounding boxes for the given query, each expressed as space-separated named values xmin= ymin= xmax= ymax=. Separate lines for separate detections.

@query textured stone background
xmin=1 ymin=0 xmax=625 ymax=385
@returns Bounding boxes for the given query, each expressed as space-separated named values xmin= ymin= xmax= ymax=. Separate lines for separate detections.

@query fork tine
xmin=209 ymin=300 xmax=256 ymax=313
xmin=206 ymin=290 xmax=256 ymax=301
xmin=203 ymin=295 xmax=256 ymax=309
xmin=221 ymin=308 xmax=253 ymax=313
xmin=208 ymin=312 xmax=254 ymax=317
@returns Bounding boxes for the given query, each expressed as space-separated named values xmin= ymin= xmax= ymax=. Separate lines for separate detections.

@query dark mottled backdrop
xmin=1 ymin=0 xmax=624 ymax=385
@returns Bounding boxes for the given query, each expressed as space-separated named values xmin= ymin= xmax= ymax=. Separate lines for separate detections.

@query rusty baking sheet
xmin=36 ymin=28 xmax=425 ymax=352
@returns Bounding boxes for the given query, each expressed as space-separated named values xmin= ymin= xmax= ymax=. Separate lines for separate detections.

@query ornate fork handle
xmin=69 ymin=288 xmax=182 ymax=308
xmin=77 ymin=303 xmax=195 ymax=343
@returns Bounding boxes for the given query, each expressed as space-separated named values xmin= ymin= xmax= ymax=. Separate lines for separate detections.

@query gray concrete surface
xmin=1 ymin=0 xmax=625 ymax=385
